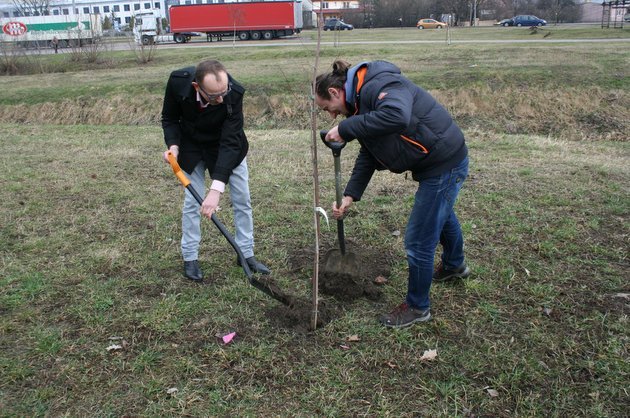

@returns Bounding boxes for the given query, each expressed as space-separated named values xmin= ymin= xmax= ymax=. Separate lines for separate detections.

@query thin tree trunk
xmin=309 ymin=10 xmax=324 ymax=331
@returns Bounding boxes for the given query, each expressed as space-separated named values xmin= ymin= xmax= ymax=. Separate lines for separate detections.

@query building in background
xmin=310 ymin=0 xmax=360 ymax=23
xmin=0 ymin=0 xmax=168 ymax=28
xmin=0 ymin=0 xmax=312 ymax=30
xmin=577 ymin=0 xmax=627 ymax=24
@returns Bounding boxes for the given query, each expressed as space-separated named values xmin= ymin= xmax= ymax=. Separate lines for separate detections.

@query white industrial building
xmin=1 ymin=0 xmax=313 ymax=29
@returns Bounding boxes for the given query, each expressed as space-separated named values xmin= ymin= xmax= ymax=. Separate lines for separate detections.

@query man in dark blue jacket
xmin=161 ymin=59 xmax=269 ymax=282
xmin=316 ymin=60 xmax=470 ymax=328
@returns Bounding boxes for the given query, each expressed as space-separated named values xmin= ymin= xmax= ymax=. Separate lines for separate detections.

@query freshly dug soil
xmin=265 ymin=243 xmax=393 ymax=332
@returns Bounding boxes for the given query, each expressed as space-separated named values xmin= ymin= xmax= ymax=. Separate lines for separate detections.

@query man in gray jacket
xmin=162 ymin=59 xmax=269 ymax=282
xmin=316 ymin=60 xmax=470 ymax=328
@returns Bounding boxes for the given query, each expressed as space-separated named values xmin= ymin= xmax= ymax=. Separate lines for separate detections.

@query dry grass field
xmin=1 ymin=27 xmax=628 ymax=416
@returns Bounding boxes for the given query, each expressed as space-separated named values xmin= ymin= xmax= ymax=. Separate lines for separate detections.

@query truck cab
xmin=133 ymin=11 xmax=198 ymax=45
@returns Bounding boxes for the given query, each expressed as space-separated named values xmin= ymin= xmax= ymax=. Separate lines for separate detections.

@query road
xmin=129 ymin=36 xmax=630 ymax=50
xmin=15 ymin=32 xmax=630 ymax=55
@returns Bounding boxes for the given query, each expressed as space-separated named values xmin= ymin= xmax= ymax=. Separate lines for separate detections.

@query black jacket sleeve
xmin=337 ymin=77 xmax=413 ymax=142
xmin=212 ymin=95 xmax=246 ymax=183
xmin=344 ymin=146 xmax=376 ymax=201
xmin=161 ymin=68 xmax=195 ymax=148
xmin=161 ymin=78 xmax=183 ymax=148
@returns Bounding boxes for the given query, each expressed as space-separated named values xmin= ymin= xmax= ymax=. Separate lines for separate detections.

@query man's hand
xmin=163 ymin=145 xmax=179 ymax=163
xmin=201 ymin=189 xmax=221 ymax=219
xmin=324 ymin=126 xmax=345 ymax=144
xmin=333 ymin=196 xmax=354 ymax=219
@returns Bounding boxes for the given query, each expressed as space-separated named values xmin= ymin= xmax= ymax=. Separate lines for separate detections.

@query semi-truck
xmin=134 ymin=1 xmax=302 ymax=45
xmin=0 ymin=14 xmax=102 ymax=48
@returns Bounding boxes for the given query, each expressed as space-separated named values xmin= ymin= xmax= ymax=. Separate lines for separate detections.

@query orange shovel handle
xmin=166 ymin=151 xmax=191 ymax=188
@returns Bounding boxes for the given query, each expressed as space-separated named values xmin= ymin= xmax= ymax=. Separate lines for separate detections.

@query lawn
xmin=0 ymin=28 xmax=628 ymax=416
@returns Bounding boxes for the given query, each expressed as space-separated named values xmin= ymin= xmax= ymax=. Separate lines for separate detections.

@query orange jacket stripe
xmin=400 ymin=134 xmax=429 ymax=154
xmin=353 ymin=67 xmax=368 ymax=115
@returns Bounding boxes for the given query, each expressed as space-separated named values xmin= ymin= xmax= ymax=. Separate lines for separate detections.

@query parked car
xmin=624 ymin=12 xmax=630 ymax=22
xmin=416 ymin=18 xmax=447 ymax=29
xmin=495 ymin=18 xmax=514 ymax=27
xmin=323 ymin=18 xmax=354 ymax=31
xmin=511 ymin=15 xmax=547 ymax=26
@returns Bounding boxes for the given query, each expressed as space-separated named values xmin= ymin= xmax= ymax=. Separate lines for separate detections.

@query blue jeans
xmin=181 ymin=159 xmax=255 ymax=261
xmin=405 ymin=157 xmax=469 ymax=310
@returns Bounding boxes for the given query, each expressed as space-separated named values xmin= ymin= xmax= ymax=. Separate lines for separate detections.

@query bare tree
xmin=441 ymin=0 xmax=471 ymax=25
xmin=11 ymin=0 xmax=51 ymax=16
xmin=536 ymin=0 xmax=579 ymax=23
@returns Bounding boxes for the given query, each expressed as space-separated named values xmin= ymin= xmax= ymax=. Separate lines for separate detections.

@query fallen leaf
xmin=339 ymin=344 xmax=351 ymax=350
xmin=391 ymin=230 xmax=401 ymax=236
xmin=346 ymin=334 xmax=361 ymax=342
xmin=106 ymin=344 xmax=122 ymax=352
xmin=384 ymin=361 xmax=397 ymax=369
xmin=543 ymin=307 xmax=553 ymax=316
xmin=613 ymin=293 xmax=629 ymax=300
xmin=373 ymin=276 xmax=387 ymax=285
xmin=166 ymin=387 xmax=178 ymax=395
xmin=487 ymin=388 xmax=499 ymax=397
xmin=420 ymin=349 xmax=438 ymax=361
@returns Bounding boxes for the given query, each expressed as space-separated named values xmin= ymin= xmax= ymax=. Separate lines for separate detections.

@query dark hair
xmin=195 ymin=59 xmax=227 ymax=84
xmin=315 ymin=60 xmax=351 ymax=99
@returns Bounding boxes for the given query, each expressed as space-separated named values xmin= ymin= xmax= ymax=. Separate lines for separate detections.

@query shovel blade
xmin=323 ymin=249 xmax=360 ymax=276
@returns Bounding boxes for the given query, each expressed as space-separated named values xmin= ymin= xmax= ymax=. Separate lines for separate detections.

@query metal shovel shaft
xmin=183 ymin=177 xmax=296 ymax=305
xmin=166 ymin=152 xmax=294 ymax=306
xmin=320 ymin=130 xmax=349 ymax=256
xmin=183 ymin=184 xmax=253 ymax=279
xmin=333 ymin=155 xmax=346 ymax=255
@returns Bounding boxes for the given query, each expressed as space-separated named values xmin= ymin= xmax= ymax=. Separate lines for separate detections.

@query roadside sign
xmin=2 ymin=22 xmax=28 ymax=36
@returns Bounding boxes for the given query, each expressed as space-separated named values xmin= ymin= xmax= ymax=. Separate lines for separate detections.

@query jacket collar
xmin=344 ymin=61 xmax=369 ymax=114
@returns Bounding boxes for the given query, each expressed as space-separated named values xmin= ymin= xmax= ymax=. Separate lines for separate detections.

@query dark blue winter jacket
xmin=337 ymin=61 xmax=468 ymax=201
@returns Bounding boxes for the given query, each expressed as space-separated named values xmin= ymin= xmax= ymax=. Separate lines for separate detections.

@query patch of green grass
xmin=0 ymin=272 xmax=46 ymax=309
xmin=33 ymin=327 xmax=64 ymax=356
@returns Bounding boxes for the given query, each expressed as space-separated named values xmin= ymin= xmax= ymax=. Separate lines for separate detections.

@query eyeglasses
xmin=198 ymin=82 xmax=232 ymax=101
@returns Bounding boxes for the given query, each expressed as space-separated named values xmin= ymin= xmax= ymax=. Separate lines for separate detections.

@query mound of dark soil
xmin=265 ymin=243 xmax=393 ymax=332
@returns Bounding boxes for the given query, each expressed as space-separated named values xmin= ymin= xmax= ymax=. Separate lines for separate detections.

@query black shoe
xmin=183 ymin=260 xmax=203 ymax=282
xmin=433 ymin=262 xmax=471 ymax=282
xmin=237 ymin=256 xmax=271 ymax=275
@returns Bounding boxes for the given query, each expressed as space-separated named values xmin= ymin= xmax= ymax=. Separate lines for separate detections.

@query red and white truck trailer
xmin=134 ymin=1 xmax=303 ymax=45
xmin=1 ymin=14 xmax=102 ymax=48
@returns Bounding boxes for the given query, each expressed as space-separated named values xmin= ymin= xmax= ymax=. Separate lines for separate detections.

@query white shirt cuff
xmin=210 ymin=180 xmax=225 ymax=193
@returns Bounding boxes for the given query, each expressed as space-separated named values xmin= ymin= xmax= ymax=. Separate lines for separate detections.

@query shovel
xmin=319 ymin=131 xmax=359 ymax=276
xmin=166 ymin=151 xmax=294 ymax=306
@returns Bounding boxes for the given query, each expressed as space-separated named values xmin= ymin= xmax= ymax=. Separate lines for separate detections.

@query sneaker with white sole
xmin=433 ymin=262 xmax=470 ymax=282
xmin=379 ymin=303 xmax=431 ymax=328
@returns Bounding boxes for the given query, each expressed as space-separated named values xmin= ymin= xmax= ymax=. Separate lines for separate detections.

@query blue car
xmin=323 ymin=18 xmax=354 ymax=31
xmin=496 ymin=18 xmax=514 ymax=27
xmin=512 ymin=15 xmax=547 ymax=27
